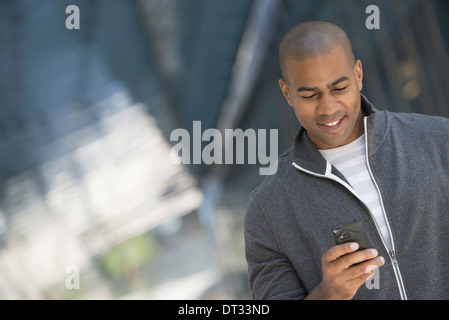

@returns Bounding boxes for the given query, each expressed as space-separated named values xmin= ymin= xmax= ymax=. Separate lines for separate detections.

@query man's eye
xmin=302 ymin=94 xmax=317 ymax=99
xmin=334 ymin=86 xmax=348 ymax=92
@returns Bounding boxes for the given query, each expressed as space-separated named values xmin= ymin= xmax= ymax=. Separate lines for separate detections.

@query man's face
xmin=279 ymin=45 xmax=364 ymax=150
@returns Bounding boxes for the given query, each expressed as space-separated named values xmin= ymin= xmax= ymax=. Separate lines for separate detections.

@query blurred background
xmin=0 ymin=0 xmax=448 ymax=299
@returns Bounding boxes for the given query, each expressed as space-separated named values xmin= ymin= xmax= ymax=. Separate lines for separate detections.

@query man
xmin=244 ymin=20 xmax=449 ymax=300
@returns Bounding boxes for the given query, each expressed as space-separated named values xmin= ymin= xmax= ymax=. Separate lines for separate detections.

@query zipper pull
xmin=389 ymin=250 xmax=398 ymax=265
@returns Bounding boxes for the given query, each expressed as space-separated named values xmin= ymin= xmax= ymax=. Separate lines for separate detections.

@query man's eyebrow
xmin=296 ymin=76 xmax=350 ymax=93
xmin=329 ymin=76 xmax=349 ymax=87
xmin=297 ymin=86 xmax=319 ymax=92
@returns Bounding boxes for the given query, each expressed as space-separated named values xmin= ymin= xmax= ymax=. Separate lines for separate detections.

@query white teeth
xmin=324 ymin=120 xmax=340 ymax=127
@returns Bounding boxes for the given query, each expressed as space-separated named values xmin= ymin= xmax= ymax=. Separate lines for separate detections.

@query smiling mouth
xmin=317 ymin=116 xmax=345 ymax=133
xmin=320 ymin=117 xmax=344 ymax=127
xmin=323 ymin=119 xmax=341 ymax=127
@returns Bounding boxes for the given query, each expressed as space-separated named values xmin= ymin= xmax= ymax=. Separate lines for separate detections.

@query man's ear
xmin=354 ymin=60 xmax=363 ymax=92
xmin=278 ymin=78 xmax=293 ymax=107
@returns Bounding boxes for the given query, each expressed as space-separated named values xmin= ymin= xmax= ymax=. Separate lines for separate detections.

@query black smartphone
xmin=332 ymin=221 xmax=370 ymax=250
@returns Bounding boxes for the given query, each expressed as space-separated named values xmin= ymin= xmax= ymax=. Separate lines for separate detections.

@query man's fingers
xmin=345 ymin=257 xmax=385 ymax=289
xmin=345 ymin=256 xmax=385 ymax=281
xmin=320 ymin=244 xmax=386 ymax=299
xmin=337 ymin=248 xmax=379 ymax=270
xmin=322 ymin=242 xmax=359 ymax=263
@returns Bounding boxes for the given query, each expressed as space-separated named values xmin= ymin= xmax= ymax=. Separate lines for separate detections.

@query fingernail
xmin=379 ymin=256 xmax=385 ymax=264
xmin=370 ymin=249 xmax=378 ymax=256
xmin=349 ymin=243 xmax=359 ymax=250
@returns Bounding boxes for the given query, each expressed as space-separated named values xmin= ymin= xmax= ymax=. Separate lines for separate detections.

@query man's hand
xmin=306 ymin=242 xmax=385 ymax=300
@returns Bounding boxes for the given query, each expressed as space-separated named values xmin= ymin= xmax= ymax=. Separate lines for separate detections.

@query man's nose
xmin=317 ymin=92 xmax=340 ymax=117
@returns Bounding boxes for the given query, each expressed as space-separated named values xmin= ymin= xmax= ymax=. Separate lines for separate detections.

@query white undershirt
xmin=319 ymin=134 xmax=392 ymax=250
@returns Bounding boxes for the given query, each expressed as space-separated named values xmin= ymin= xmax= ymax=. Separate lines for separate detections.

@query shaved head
xmin=279 ymin=21 xmax=355 ymax=81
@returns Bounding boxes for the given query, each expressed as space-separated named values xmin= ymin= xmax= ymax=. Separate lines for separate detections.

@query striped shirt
xmin=319 ymin=134 xmax=392 ymax=250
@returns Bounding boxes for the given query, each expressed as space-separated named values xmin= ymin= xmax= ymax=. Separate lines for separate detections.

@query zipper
xmin=363 ymin=116 xmax=407 ymax=300
xmin=389 ymin=250 xmax=407 ymax=299
xmin=291 ymin=117 xmax=408 ymax=300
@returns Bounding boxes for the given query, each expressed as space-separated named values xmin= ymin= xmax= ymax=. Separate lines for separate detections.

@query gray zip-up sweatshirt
xmin=245 ymin=95 xmax=449 ymax=300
